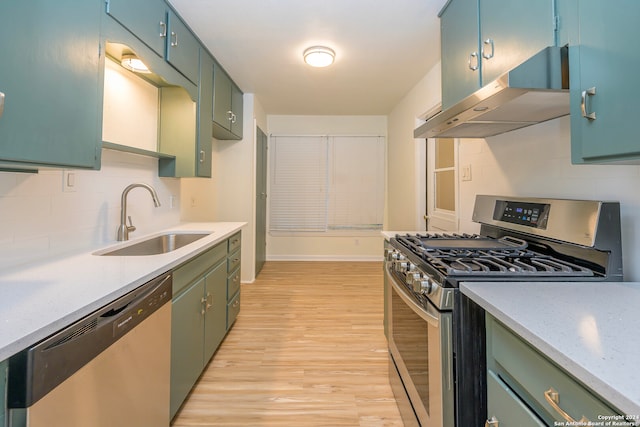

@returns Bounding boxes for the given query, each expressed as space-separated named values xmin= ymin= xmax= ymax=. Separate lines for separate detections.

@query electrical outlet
xmin=190 ymin=197 xmax=197 ymax=208
xmin=63 ymin=170 xmax=76 ymax=192
xmin=461 ymin=164 xmax=472 ymax=182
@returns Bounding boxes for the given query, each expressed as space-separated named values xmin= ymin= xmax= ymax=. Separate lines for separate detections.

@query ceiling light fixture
xmin=120 ymin=54 xmax=151 ymax=74
xmin=303 ymin=46 xmax=335 ymax=68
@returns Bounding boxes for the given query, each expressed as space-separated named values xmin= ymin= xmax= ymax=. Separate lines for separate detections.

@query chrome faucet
xmin=117 ymin=183 xmax=161 ymax=241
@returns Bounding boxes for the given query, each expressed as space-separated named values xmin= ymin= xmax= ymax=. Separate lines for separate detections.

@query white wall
xmin=0 ymin=150 xmax=181 ymax=272
xmin=386 ymin=61 xmax=639 ymax=280
xmin=266 ymin=115 xmax=387 ymax=261
xmin=386 ymin=64 xmax=441 ymax=231
xmin=456 ymin=115 xmax=640 ymax=281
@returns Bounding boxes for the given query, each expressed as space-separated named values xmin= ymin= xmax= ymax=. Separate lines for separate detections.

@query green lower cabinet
xmin=486 ymin=370 xmax=545 ymax=426
xmin=486 ymin=315 xmax=620 ymax=425
xmin=1 ymin=359 xmax=7 ymax=427
xmin=203 ymin=263 xmax=228 ymax=362
xmin=170 ymin=276 xmax=206 ymax=417
xmin=170 ymin=234 xmax=242 ymax=419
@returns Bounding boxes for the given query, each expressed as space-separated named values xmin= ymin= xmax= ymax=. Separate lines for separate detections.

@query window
xmin=269 ymin=135 xmax=385 ymax=233
xmin=427 ymin=137 xmax=458 ymax=231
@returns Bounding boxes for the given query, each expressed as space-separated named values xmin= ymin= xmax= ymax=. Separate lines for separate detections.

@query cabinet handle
xmin=227 ymin=110 xmax=233 ymax=122
xmin=544 ymin=388 xmax=590 ymax=424
xmin=159 ymin=21 xmax=167 ymax=38
xmin=0 ymin=91 xmax=5 ymax=118
xmin=199 ymin=150 xmax=205 ymax=163
xmin=206 ymin=292 xmax=213 ymax=310
xmin=171 ymin=31 xmax=178 ymax=47
xmin=232 ymin=299 xmax=240 ymax=309
xmin=468 ymin=52 xmax=479 ymax=71
xmin=482 ymin=38 xmax=494 ymax=60
xmin=485 ymin=416 xmax=499 ymax=427
xmin=581 ymin=87 xmax=597 ymax=121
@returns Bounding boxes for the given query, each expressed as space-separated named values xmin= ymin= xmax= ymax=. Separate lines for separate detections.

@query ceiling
xmin=168 ymin=0 xmax=444 ymax=115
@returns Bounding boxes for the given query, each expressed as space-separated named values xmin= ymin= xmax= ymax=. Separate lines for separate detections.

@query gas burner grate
xmin=394 ymin=233 xmax=595 ymax=277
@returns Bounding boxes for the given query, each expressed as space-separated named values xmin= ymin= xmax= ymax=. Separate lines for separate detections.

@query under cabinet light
xmin=121 ymin=54 xmax=151 ymax=74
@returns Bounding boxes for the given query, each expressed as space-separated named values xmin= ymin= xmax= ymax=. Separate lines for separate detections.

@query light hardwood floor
xmin=171 ymin=261 xmax=404 ymax=427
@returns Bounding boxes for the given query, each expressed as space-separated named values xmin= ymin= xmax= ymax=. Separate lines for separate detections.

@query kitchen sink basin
xmin=96 ymin=232 xmax=211 ymax=256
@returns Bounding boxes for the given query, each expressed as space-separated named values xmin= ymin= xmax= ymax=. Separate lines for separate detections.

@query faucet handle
xmin=127 ymin=216 xmax=136 ymax=233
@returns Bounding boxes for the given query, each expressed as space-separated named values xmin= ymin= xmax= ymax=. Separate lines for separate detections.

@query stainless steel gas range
xmin=384 ymin=195 xmax=623 ymax=427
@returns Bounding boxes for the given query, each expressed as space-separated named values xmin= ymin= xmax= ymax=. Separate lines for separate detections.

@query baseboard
xmin=266 ymin=255 xmax=383 ymax=262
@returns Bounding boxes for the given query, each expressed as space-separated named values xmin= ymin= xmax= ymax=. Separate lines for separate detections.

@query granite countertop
xmin=0 ymin=221 xmax=245 ymax=361
xmin=461 ymin=281 xmax=640 ymax=417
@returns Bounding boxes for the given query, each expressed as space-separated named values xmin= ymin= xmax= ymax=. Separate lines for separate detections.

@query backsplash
xmin=457 ymin=116 xmax=640 ymax=281
xmin=0 ymin=150 xmax=181 ymax=271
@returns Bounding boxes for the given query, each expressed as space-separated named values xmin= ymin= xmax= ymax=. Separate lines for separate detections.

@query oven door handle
xmin=386 ymin=264 xmax=440 ymax=328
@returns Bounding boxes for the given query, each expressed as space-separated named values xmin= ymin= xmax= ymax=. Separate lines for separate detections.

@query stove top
xmin=394 ymin=233 xmax=594 ymax=278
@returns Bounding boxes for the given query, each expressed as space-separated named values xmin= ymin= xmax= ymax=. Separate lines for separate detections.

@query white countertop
xmin=0 ymin=222 xmax=245 ymax=361
xmin=461 ymin=281 xmax=640 ymax=416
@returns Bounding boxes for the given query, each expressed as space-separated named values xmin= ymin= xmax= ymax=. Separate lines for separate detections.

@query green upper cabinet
xmin=165 ymin=11 xmax=200 ymax=85
xmin=439 ymin=0 xmax=556 ymax=110
xmin=479 ymin=0 xmax=555 ymax=84
xmin=197 ymin=51 xmax=214 ymax=177
xmin=569 ymin=0 xmax=640 ymax=164
xmin=0 ymin=0 xmax=102 ymax=170
xmin=212 ymin=61 xmax=244 ymax=140
xmin=105 ymin=0 xmax=166 ymax=58
xmin=105 ymin=0 xmax=199 ymax=85
xmin=440 ymin=0 xmax=480 ymax=110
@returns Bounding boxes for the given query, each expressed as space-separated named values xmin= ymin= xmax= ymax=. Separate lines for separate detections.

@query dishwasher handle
xmin=7 ymin=273 xmax=172 ymax=408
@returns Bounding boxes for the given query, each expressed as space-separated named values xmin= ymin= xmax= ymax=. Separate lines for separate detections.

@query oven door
xmin=385 ymin=263 xmax=454 ymax=427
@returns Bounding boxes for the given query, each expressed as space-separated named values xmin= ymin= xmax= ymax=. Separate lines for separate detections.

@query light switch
xmin=461 ymin=164 xmax=472 ymax=182
xmin=63 ymin=170 xmax=76 ymax=192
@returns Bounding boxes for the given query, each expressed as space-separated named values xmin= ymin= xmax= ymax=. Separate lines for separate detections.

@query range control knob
xmin=414 ymin=278 xmax=434 ymax=295
xmin=384 ymin=248 xmax=397 ymax=261
xmin=405 ymin=271 xmax=421 ymax=285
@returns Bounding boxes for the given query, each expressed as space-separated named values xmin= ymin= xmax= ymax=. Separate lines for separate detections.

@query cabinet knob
xmin=482 ymin=38 xmax=495 ymax=60
xmin=544 ymin=388 xmax=590 ymax=424
xmin=485 ymin=416 xmax=499 ymax=427
xmin=468 ymin=52 xmax=479 ymax=71
xmin=581 ymin=87 xmax=597 ymax=121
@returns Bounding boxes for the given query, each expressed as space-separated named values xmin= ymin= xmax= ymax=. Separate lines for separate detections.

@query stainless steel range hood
xmin=414 ymin=46 xmax=569 ymax=139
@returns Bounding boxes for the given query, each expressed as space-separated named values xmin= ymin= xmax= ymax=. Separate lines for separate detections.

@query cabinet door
xmin=440 ymin=0 xmax=481 ymax=109
xmin=166 ymin=11 xmax=200 ymax=85
xmin=230 ymin=83 xmax=244 ymax=139
xmin=203 ymin=262 xmax=227 ymax=362
xmin=487 ymin=370 xmax=546 ymax=427
xmin=479 ymin=0 xmax=555 ymax=84
xmin=197 ymin=51 xmax=214 ymax=177
xmin=105 ymin=0 xmax=167 ymax=57
xmin=171 ymin=278 xmax=205 ymax=418
xmin=0 ymin=0 xmax=101 ymax=169
xmin=213 ymin=62 xmax=233 ymax=131
xmin=570 ymin=0 xmax=640 ymax=163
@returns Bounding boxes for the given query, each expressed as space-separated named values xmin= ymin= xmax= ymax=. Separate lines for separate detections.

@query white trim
xmin=266 ymin=255 xmax=383 ymax=262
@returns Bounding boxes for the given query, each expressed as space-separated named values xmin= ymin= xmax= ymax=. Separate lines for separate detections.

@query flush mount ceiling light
xmin=303 ymin=46 xmax=335 ymax=68
xmin=120 ymin=54 xmax=151 ymax=74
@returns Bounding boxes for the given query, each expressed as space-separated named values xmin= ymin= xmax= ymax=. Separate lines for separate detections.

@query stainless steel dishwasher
xmin=7 ymin=273 xmax=172 ymax=427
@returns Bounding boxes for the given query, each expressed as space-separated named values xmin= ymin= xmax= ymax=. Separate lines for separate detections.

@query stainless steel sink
xmin=96 ymin=232 xmax=210 ymax=256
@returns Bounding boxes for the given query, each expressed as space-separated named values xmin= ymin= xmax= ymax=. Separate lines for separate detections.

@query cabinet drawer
xmin=487 ymin=370 xmax=545 ymax=427
xmin=228 ymin=232 xmax=241 ymax=253
xmin=227 ymin=249 xmax=241 ymax=273
xmin=227 ymin=267 xmax=241 ymax=301
xmin=227 ymin=290 xmax=240 ymax=329
xmin=173 ymin=242 xmax=226 ymax=295
xmin=489 ymin=318 xmax=618 ymax=424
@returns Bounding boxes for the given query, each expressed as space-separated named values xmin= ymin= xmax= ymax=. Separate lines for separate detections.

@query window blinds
xmin=269 ymin=135 xmax=384 ymax=233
